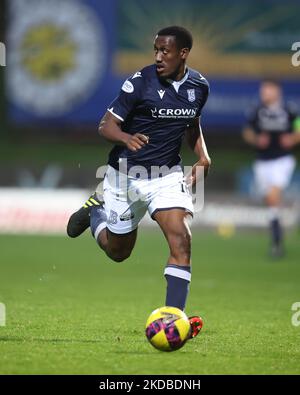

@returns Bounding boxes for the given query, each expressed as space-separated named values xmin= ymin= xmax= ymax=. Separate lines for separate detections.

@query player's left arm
xmin=292 ymin=116 xmax=300 ymax=144
xmin=185 ymin=116 xmax=211 ymax=186
xmin=280 ymin=115 xmax=300 ymax=148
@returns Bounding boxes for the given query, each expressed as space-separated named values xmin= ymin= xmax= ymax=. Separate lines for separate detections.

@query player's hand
xmin=186 ymin=157 xmax=211 ymax=188
xmin=198 ymin=156 xmax=211 ymax=179
xmin=279 ymin=133 xmax=294 ymax=149
xmin=256 ymin=133 xmax=270 ymax=149
xmin=125 ymin=133 xmax=149 ymax=152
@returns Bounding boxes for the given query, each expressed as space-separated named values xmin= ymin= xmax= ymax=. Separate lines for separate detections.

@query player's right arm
xmin=99 ymin=112 xmax=148 ymax=152
xmin=98 ymin=72 xmax=149 ymax=152
xmin=242 ymin=107 xmax=270 ymax=149
xmin=242 ymin=126 xmax=256 ymax=146
xmin=242 ymin=127 xmax=270 ymax=149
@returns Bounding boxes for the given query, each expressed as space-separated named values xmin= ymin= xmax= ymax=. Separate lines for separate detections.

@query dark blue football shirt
xmin=246 ymin=102 xmax=298 ymax=160
xmin=107 ymin=64 xmax=209 ymax=174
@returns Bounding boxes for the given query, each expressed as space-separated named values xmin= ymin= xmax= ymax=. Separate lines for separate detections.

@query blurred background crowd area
xmin=0 ymin=0 xmax=300 ymax=233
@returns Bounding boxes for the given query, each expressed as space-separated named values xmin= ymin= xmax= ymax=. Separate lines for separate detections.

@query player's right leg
xmin=67 ymin=194 xmax=138 ymax=262
xmin=68 ymin=165 xmax=146 ymax=262
xmin=67 ymin=193 xmax=103 ymax=238
xmin=94 ymin=226 xmax=138 ymax=262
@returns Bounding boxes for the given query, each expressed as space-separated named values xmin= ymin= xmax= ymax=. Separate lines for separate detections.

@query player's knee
xmin=107 ymin=248 xmax=132 ymax=263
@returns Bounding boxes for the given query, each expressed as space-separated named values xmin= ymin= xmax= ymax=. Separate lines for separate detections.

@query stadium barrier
xmin=0 ymin=188 xmax=298 ymax=235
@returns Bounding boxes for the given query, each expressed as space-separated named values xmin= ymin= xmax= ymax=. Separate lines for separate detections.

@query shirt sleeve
xmin=107 ymin=72 xmax=144 ymax=122
xmin=196 ymin=81 xmax=209 ymax=117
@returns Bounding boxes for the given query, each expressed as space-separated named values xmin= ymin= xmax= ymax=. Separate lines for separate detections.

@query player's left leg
xmin=265 ymin=186 xmax=284 ymax=258
xmin=153 ymin=208 xmax=192 ymax=310
xmin=153 ymin=208 xmax=203 ymax=337
xmin=154 ymin=208 xmax=192 ymax=264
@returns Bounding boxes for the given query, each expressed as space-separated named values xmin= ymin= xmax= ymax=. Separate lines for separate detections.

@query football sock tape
xmin=164 ymin=264 xmax=191 ymax=311
xmin=90 ymin=206 xmax=107 ymax=240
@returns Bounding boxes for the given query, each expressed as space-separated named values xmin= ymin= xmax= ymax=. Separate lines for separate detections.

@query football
xmin=145 ymin=306 xmax=191 ymax=352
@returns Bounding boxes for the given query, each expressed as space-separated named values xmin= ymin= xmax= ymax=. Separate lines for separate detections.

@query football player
xmin=67 ymin=26 xmax=211 ymax=338
xmin=243 ymin=79 xmax=300 ymax=258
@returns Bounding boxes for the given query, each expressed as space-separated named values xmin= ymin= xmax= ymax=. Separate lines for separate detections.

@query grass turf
xmin=0 ymin=230 xmax=300 ymax=375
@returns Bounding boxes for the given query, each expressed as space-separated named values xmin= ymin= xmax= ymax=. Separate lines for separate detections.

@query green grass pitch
xmin=0 ymin=230 xmax=300 ymax=375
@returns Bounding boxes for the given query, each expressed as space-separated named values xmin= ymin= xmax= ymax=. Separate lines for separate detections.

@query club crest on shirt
xmin=187 ymin=89 xmax=195 ymax=102
xmin=122 ymin=80 xmax=134 ymax=93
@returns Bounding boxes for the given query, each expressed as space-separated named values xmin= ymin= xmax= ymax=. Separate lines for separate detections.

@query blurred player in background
xmin=67 ymin=26 xmax=211 ymax=338
xmin=242 ymin=79 xmax=300 ymax=258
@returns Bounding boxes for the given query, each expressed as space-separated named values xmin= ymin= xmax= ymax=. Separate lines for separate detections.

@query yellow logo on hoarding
xmin=7 ymin=0 xmax=104 ymax=115
xmin=21 ymin=24 xmax=77 ymax=82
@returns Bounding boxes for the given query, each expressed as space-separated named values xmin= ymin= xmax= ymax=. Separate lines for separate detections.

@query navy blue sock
xmin=90 ymin=206 xmax=107 ymax=240
xmin=164 ymin=264 xmax=191 ymax=311
xmin=270 ymin=218 xmax=282 ymax=246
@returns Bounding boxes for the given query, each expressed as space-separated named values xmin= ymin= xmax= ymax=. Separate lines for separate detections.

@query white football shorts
xmin=101 ymin=165 xmax=194 ymax=234
xmin=253 ymin=155 xmax=296 ymax=196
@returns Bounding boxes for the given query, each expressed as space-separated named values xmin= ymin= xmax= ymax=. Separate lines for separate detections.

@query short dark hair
xmin=156 ymin=26 xmax=193 ymax=50
xmin=261 ymin=78 xmax=281 ymax=88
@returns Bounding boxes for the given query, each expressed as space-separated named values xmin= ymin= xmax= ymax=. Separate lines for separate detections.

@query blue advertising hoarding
xmin=6 ymin=0 xmax=300 ymax=129
xmin=7 ymin=0 xmax=120 ymax=124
